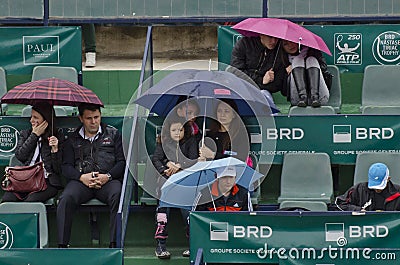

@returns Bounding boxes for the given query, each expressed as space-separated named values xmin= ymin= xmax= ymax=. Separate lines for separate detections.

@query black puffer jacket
xmin=15 ymin=129 xmax=63 ymax=188
xmin=62 ymin=123 xmax=126 ymax=182
xmin=151 ymin=136 xmax=198 ymax=175
xmin=230 ymin=36 xmax=286 ymax=95
xmin=335 ymin=181 xmax=400 ymax=211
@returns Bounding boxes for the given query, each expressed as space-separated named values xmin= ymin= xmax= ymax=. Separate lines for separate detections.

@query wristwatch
xmin=106 ymin=173 xmax=112 ymax=181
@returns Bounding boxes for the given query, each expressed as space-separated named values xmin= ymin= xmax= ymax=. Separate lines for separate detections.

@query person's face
xmin=218 ymin=176 xmax=236 ymax=194
xmin=30 ymin=109 xmax=45 ymax=127
xmin=177 ymin=103 xmax=198 ymax=122
xmin=79 ymin=109 xmax=101 ymax=136
xmin=282 ymin=40 xmax=298 ymax=54
xmin=260 ymin=34 xmax=278 ymax=50
xmin=216 ymin=102 xmax=236 ymax=129
xmin=169 ymin=122 xmax=184 ymax=142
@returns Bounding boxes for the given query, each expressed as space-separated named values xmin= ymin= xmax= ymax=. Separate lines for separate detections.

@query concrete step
xmin=124 ymin=246 xmax=190 ymax=265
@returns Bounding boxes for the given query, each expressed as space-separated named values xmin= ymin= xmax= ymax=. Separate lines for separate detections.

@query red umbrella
xmin=1 ymin=78 xmax=104 ymax=107
xmin=232 ymin=18 xmax=332 ymax=56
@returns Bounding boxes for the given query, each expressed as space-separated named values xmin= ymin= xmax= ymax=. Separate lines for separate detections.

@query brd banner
xmin=260 ymin=115 xmax=400 ymax=164
xmin=0 ymin=27 xmax=82 ymax=75
xmin=219 ymin=24 xmax=400 ymax=73
xmin=0 ymin=213 xmax=38 ymax=248
xmin=190 ymin=211 xmax=400 ymax=264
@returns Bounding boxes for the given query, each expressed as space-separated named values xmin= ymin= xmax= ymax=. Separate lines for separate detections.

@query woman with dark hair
xmin=199 ymin=99 xmax=250 ymax=163
xmin=2 ymin=102 xmax=63 ymax=202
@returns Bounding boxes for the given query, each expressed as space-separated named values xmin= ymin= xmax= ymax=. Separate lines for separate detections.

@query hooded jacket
xmin=230 ymin=36 xmax=286 ymax=95
xmin=335 ymin=181 xmax=400 ymax=211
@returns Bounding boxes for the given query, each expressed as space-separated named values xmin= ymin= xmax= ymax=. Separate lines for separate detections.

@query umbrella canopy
xmin=232 ymin=18 xmax=331 ymax=56
xmin=134 ymin=69 xmax=279 ymax=116
xmin=1 ymin=78 xmax=104 ymax=107
xmin=159 ymin=157 xmax=264 ymax=210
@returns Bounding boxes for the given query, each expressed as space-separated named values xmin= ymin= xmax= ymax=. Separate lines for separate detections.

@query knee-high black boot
xmin=292 ymin=67 xmax=308 ymax=107
xmin=307 ymin=67 xmax=321 ymax=108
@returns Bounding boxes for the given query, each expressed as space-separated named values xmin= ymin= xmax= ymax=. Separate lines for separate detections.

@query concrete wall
xmin=95 ymin=25 xmax=218 ymax=59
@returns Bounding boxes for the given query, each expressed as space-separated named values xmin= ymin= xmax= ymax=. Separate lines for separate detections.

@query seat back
xmin=0 ymin=67 xmax=7 ymax=97
xmin=326 ymin=65 xmax=341 ymax=113
xmin=362 ymin=106 xmax=400 ymax=115
xmin=0 ymin=202 xmax=48 ymax=248
xmin=31 ymin=66 xmax=78 ymax=83
xmin=0 ymin=67 xmax=8 ymax=115
xmin=288 ymin=106 xmax=335 ymax=116
xmin=140 ymin=156 xmax=161 ymax=205
xmin=362 ymin=65 xmax=400 ymax=108
xmin=9 ymin=154 xmax=23 ymax=166
xmin=278 ymin=153 xmax=333 ymax=204
xmin=353 ymin=153 xmax=400 ymax=185
xmin=22 ymin=105 xmax=68 ymax=117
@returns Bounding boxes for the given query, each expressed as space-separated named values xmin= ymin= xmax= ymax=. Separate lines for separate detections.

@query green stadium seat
xmin=278 ymin=153 xmax=333 ymax=210
xmin=0 ymin=202 xmax=48 ymax=248
xmin=31 ymin=66 xmax=78 ymax=116
xmin=139 ymin=157 xmax=159 ymax=205
xmin=326 ymin=65 xmax=341 ymax=113
xmin=362 ymin=106 xmax=400 ymax=115
xmin=288 ymin=106 xmax=336 ymax=116
xmin=0 ymin=67 xmax=9 ymax=115
xmin=353 ymin=153 xmax=400 ymax=185
xmin=21 ymin=105 xmax=68 ymax=117
xmin=32 ymin=66 xmax=78 ymax=83
xmin=279 ymin=200 xmax=328 ymax=211
xmin=362 ymin=65 xmax=400 ymax=110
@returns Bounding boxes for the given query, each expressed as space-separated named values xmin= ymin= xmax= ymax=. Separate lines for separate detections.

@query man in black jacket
xmin=230 ymin=35 xmax=286 ymax=95
xmin=57 ymin=104 xmax=126 ymax=248
xmin=335 ymin=163 xmax=400 ymax=211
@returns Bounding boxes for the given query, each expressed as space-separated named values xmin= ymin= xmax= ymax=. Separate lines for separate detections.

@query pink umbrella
xmin=232 ymin=18 xmax=332 ymax=56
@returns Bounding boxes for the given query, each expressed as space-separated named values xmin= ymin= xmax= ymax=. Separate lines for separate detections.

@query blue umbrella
xmin=134 ymin=69 xmax=279 ymax=116
xmin=159 ymin=157 xmax=264 ymax=210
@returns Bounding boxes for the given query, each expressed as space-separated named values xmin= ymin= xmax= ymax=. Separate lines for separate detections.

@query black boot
xmin=292 ymin=67 xmax=308 ymax=107
xmin=307 ymin=67 xmax=321 ymax=108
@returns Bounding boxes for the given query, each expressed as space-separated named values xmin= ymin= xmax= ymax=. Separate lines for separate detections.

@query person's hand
xmin=164 ymin=162 xmax=181 ymax=176
xmin=262 ymin=68 xmax=275 ymax=84
xmin=48 ymin=136 xmax=59 ymax=153
xmin=90 ymin=173 xmax=109 ymax=189
xmin=32 ymin=120 xmax=48 ymax=136
xmin=285 ymin=65 xmax=292 ymax=75
xmin=199 ymin=145 xmax=215 ymax=159
xmin=80 ymin=172 xmax=97 ymax=188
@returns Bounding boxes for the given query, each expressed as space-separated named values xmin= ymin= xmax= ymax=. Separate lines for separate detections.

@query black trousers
xmin=1 ymin=178 xmax=58 ymax=202
xmin=57 ymin=179 xmax=121 ymax=245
